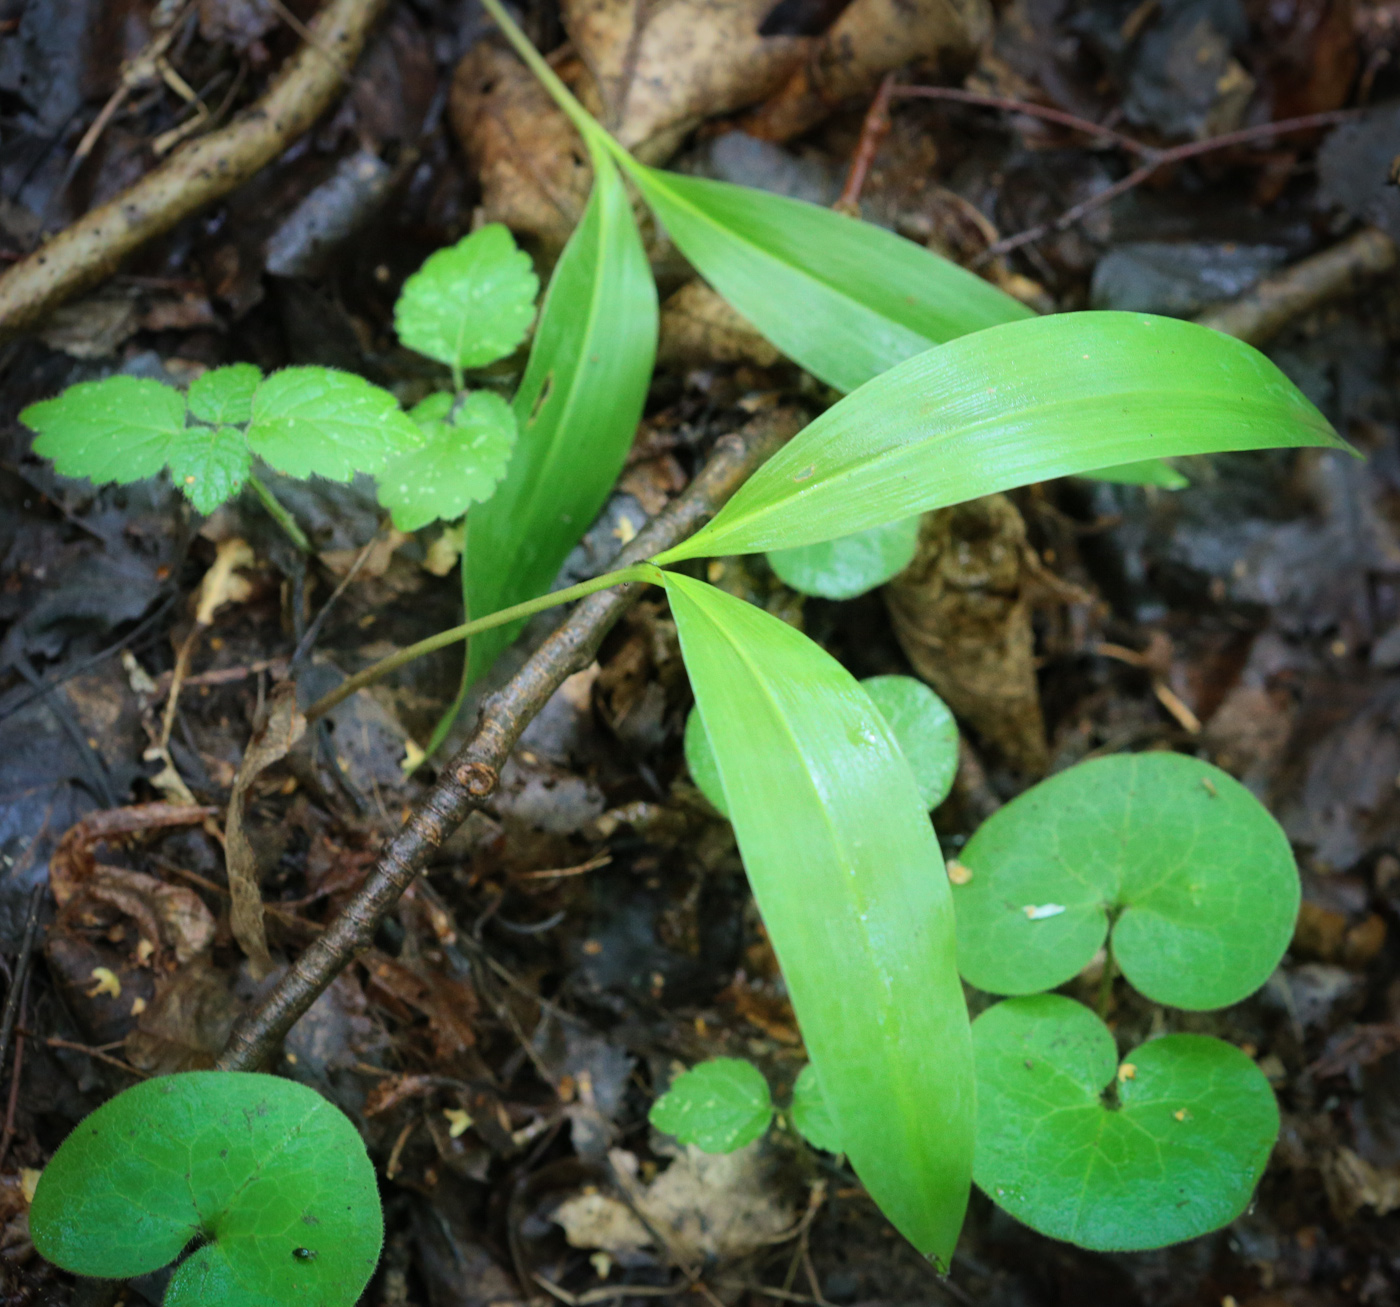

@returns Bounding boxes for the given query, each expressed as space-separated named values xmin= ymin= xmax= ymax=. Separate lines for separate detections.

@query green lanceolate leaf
xmin=767 ymin=516 xmax=921 ymax=600
xmin=972 ymin=996 xmax=1279 ymax=1251
xmin=650 ymin=1058 xmax=774 ymax=1153
xmin=378 ymin=391 xmax=517 ymax=531
xmin=30 ymin=1071 xmax=382 ymax=1306
xmin=462 ymin=147 xmax=658 ymax=686
xmin=167 ymin=425 xmax=252 ymax=513
xmin=395 ymin=224 xmax=540 ymax=372
xmin=188 ymin=363 xmax=261 ymax=426
xmin=662 ymin=571 xmax=973 ymax=1262
xmin=22 ymin=375 xmax=188 ymax=485
xmin=652 ymin=313 xmax=1345 ymax=563
xmin=620 ymin=163 xmax=1032 ymax=394
xmin=686 ymin=671 xmax=956 ymax=816
xmin=247 ymin=367 xmax=423 ymax=482
xmin=789 ymin=1064 xmax=842 ymax=1154
xmin=952 ymin=753 xmax=1299 ymax=1010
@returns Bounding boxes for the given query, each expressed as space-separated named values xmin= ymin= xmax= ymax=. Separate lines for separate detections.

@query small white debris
xmin=1022 ymin=903 xmax=1067 ymax=921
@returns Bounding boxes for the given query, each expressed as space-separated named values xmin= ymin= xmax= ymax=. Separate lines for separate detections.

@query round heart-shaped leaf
xmin=972 ymin=995 xmax=1278 ymax=1251
xmin=952 ymin=752 xmax=1298 ymax=1009
xmin=766 ymin=516 xmax=921 ymax=600
xmin=685 ymin=674 xmax=955 ymax=816
xmin=789 ymin=1064 xmax=842 ymax=1153
xmin=649 ymin=1058 xmax=773 ymax=1153
xmin=31 ymin=1071 xmax=382 ymax=1306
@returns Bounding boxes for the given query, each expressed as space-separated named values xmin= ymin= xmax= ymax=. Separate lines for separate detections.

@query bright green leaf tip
xmin=650 ymin=1058 xmax=774 ymax=1153
xmin=30 ymin=1071 xmax=383 ymax=1306
xmin=972 ymin=996 xmax=1279 ymax=1250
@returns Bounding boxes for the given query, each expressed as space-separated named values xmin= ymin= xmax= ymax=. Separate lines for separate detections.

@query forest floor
xmin=2 ymin=0 xmax=1400 ymax=1303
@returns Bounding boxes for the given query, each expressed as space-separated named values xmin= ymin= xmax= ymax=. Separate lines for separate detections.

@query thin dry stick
xmin=961 ymin=107 xmax=1361 ymax=262
xmin=835 ymin=72 xmax=897 ymax=213
xmin=217 ymin=410 xmax=804 ymax=1072
xmin=0 ymin=0 xmax=388 ymax=337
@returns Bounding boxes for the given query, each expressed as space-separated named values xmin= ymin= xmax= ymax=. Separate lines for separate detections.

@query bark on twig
xmin=1194 ymin=226 xmax=1398 ymax=347
xmin=0 ymin=0 xmax=389 ymax=338
xmin=217 ymin=409 xmax=804 ymax=1071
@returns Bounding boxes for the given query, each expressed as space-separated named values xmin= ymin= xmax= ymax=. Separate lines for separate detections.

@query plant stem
xmin=304 ymin=562 xmax=662 ymax=721
xmin=247 ymin=474 xmax=313 ymax=554
xmin=1097 ymin=939 xmax=1116 ymax=1019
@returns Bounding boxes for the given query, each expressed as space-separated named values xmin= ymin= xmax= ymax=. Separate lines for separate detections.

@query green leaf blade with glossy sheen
xmin=395 ymin=224 xmax=539 ymax=371
xmin=952 ymin=753 xmax=1299 ymax=1009
xmin=168 ymin=425 xmax=252 ymax=513
xmin=247 ymin=367 xmax=423 ymax=482
xmin=767 ymin=516 xmax=920 ymax=600
xmin=650 ymin=1058 xmax=774 ymax=1153
xmin=22 ymin=376 xmax=187 ymax=485
xmin=790 ymin=1064 xmax=843 ymax=1154
xmin=663 ymin=572 xmax=973 ymax=1263
xmin=972 ymin=996 xmax=1279 ymax=1251
xmin=30 ymin=1071 xmax=383 ymax=1305
xmin=188 ymin=363 xmax=261 ymax=427
xmin=463 ymin=149 xmax=658 ymax=686
xmin=686 ymin=673 xmax=956 ymax=816
xmin=626 ymin=165 xmax=1032 ymax=394
xmin=378 ymin=391 xmax=517 ymax=531
xmin=653 ymin=313 xmax=1346 ymax=563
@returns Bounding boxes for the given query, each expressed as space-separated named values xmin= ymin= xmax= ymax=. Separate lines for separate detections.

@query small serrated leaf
xmin=790 ymin=1064 xmax=842 ymax=1153
xmin=395 ymin=224 xmax=539 ymax=371
xmin=22 ymin=376 xmax=187 ymax=485
xmin=166 ymin=425 xmax=251 ymax=513
xmin=187 ymin=363 xmax=261 ymax=426
xmin=377 ymin=391 xmax=517 ymax=531
xmin=649 ymin=1058 xmax=774 ymax=1153
xmin=247 ymin=367 xmax=422 ymax=481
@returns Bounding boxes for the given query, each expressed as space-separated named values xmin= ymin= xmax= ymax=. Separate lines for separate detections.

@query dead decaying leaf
xmin=884 ymin=496 xmax=1057 ymax=774
xmin=657 ymin=280 xmax=782 ymax=370
xmin=553 ymin=1143 xmax=797 ymax=1265
xmin=1325 ymin=1147 xmax=1400 ymax=1220
xmin=563 ymin=0 xmax=808 ymax=157
xmin=225 ymin=681 xmax=306 ymax=978
xmin=744 ymin=0 xmax=992 ymax=141
xmin=125 ymin=956 xmax=240 ymax=1075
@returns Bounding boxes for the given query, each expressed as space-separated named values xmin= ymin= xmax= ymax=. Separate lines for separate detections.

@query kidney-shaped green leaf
xmin=767 ymin=515 xmax=921 ymax=600
xmin=652 ymin=313 xmax=1345 ymax=563
xmin=686 ymin=672 xmax=956 ymax=816
xmin=247 ymin=367 xmax=423 ymax=482
xmin=973 ymin=995 xmax=1278 ymax=1251
xmin=30 ymin=1070 xmax=383 ymax=1306
xmin=789 ymin=1063 xmax=843 ymax=1154
xmin=952 ymin=752 xmax=1299 ymax=1010
xmin=462 ymin=147 xmax=658 ymax=689
xmin=663 ymin=571 xmax=973 ymax=1263
xmin=649 ymin=1057 xmax=774 ymax=1153
xmin=625 ymin=164 xmax=1032 ymax=394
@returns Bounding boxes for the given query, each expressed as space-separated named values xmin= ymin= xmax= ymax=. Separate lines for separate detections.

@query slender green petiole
xmin=247 ymin=474 xmax=313 ymax=554
xmin=304 ymin=561 xmax=664 ymax=722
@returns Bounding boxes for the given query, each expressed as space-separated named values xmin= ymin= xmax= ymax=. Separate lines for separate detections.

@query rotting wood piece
xmin=216 ymin=407 xmax=805 ymax=1072
xmin=0 ymin=0 xmax=389 ymax=339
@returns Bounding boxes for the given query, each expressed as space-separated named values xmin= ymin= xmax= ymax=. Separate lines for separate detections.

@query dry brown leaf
xmin=563 ymin=0 xmax=808 ymax=157
xmin=48 ymin=802 xmax=217 ymax=907
xmin=1324 ymin=1147 xmax=1400 ymax=1221
xmin=744 ymin=0 xmax=992 ymax=141
xmin=656 ymin=279 xmax=782 ymax=370
xmin=84 ymin=866 xmax=215 ymax=965
xmin=451 ymin=42 xmax=595 ymax=253
xmin=362 ymin=951 xmax=479 ymax=1060
xmin=883 ymin=496 xmax=1048 ymax=774
xmin=126 ymin=956 xmax=242 ymax=1074
xmin=224 ymin=682 xmax=306 ymax=978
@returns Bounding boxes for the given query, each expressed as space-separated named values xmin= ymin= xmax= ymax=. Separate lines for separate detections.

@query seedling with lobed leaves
xmin=23 ymin=2 xmax=1349 ymax=1297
